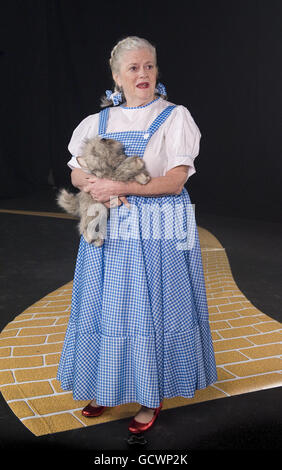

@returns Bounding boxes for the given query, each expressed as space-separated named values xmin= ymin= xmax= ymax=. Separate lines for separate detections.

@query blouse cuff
xmin=67 ymin=156 xmax=91 ymax=174
xmin=166 ymin=155 xmax=196 ymax=182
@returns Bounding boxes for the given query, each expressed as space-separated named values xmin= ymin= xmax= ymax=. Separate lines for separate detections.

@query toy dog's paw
xmin=135 ymin=172 xmax=151 ymax=184
xmin=93 ymin=237 xmax=105 ymax=247
xmin=135 ymin=158 xmax=145 ymax=170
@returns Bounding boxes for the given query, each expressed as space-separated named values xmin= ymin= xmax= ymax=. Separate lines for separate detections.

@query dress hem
xmin=56 ymin=380 xmax=218 ymax=408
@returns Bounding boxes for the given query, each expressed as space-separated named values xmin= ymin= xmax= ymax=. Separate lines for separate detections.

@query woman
xmin=57 ymin=36 xmax=217 ymax=434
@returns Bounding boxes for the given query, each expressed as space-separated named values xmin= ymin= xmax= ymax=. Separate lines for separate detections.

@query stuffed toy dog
xmin=56 ymin=136 xmax=151 ymax=247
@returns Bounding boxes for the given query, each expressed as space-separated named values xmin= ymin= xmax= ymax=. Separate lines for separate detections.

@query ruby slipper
xmin=81 ymin=402 xmax=107 ymax=417
xmin=128 ymin=402 xmax=163 ymax=433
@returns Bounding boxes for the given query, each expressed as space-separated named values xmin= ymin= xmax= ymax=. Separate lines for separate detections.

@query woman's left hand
xmin=88 ymin=176 xmax=131 ymax=208
xmin=87 ymin=176 xmax=118 ymax=202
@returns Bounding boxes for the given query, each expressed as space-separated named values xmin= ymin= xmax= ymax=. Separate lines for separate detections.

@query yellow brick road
xmin=0 ymin=226 xmax=281 ymax=436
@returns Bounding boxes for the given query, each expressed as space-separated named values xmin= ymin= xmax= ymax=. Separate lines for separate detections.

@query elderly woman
xmin=57 ymin=36 xmax=217 ymax=434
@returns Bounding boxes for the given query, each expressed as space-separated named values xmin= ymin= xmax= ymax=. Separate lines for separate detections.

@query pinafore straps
xmin=98 ymin=104 xmax=177 ymax=143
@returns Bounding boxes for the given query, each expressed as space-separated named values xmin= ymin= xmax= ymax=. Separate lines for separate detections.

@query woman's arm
xmin=88 ymin=165 xmax=189 ymax=202
xmin=71 ymin=167 xmax=95 ymax=192
xmin=118 ymin=165 xmax=189 ymax=197
xmin=83 ymin=165 xmax=188 ymax=205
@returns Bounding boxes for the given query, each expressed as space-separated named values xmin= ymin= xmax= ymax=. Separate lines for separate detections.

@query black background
xmin=1 ymin=0 xmax=281 ymax=221
xmin=0 ymin=1 xmax=282 ymax=457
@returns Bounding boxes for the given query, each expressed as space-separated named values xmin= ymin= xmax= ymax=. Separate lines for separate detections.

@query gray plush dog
xmin=56 ymin=136 xmax=151 ymax=247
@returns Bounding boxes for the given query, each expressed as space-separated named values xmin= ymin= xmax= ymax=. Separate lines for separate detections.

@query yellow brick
xmin=8 ymin=401 xmax=35 ymax=419
xmin=0 ymin=370 xmax=14 ymax=385
xmin=205 ymin=288 xmax=216 ymax=296
xmin=208 ymin=287 xmax=229 ymax=295
xmin=218 ymin=302 xmax=245 ymax=313
xmin=215 ymin=350 xmax=249 ymax=366
xmin=255 ymin=313 xmax=276 ymax=322
xmin=216 ymin=368 xmax=236 ymax=381
xmin=45 ymin=288 xmax=72 ymax=297
xmin=45 ymin=353 xmax=61 ymax=365
xmin=228 ymin=316 xmax=262 ymax=327
xmin=0 ymin=347 xmax=11 ymax=357
xmin=208 ymin=306 xmax=219 ymax=314
xmin=18 ymin=325 xmax=67 ymax=336
xmin=227 ymin=296 xmax=245 ymax=302
xmin=0 ymin=336 xmax=47 ymax=347
xmin=28 ymin=393 xmax=86 ymax=415
xmin=0 ymin=329 xmax=19 ymax=338
xmin=0 ymin=381 xmax=54 ymax=400
xmin=15 ymin=366 xmax=58 ymax=382
xmin=5 ymin=318 xmax=56 ymax=329
xmin=31 ymin=312 xmax=70 ymax=318
xmin=210 ymin=321 xmax=231 ymax=331
xmin=207 ymin=274 xmax=227 ymax=282
xmin=128 ymin=386 xmax=227 ymax=415
xmin=219 ymin=326 xmax=259 ymax=339
xmin=220 ymin=282 xmax=235 ymax=288
xmin=215 ymin=373 xmax=282 ymax=396
xmin=0 ymin=356 xmax=43 ymax=369
xmin=208 ymin=298 xmax=231 ymax=307
xmin=13 ymin=343 xmax=62 ymax=356
xmin=247 ymin=332 xmax=282 ymax=345
xmin=211 ymin=331 xmax=222 ymax=341
xmin=22 ymin=413 xmax=83 ymax=436
xmin=47 ymin=333 xmax=66 ymax=343
xmin=43 ymin=294 xmax=72 ymax=302
xmin=45 ymin=300 xmax=70 ymax=306
xmin=216 ymin=293 xmax=243 ymax=300
xmin=208 ymin=282 xmax=225 ymax=289
xmin=30 ymin=300 xmax=49 ymax=306
xmin=253 ymin=322 xmax=282 ymax=333
xmin=12 ymin=314 xmax=33 ymax=321
xmin=177 ymin=386 xmax=226 ymax=404
xmin=55 ymin=317 xmax=69 ymax=325
xmin=24 ymin=306 xmax=69 ymax=313
xmin=213 ymin=338 xmax=253 ymax=352
xmin=210 ymin=312 xmax=241 ymax=321
xmin=240 ymin=343 xmax=282 ymax=359
xmin=239 ymin=307 xmax=262 ymax=316
xmin=51 ymin=378 xmax=67 ymax=393
xmin=219 ymin=289 xmax=238 ymax=296
xmin=224 ymin=357 xmax=282 ymax=377
xmin=229 ymin=290 xmax=245 ymax=297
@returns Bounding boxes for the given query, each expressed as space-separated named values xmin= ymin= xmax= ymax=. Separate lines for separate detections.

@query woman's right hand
xmin=71 ymin=168 xmax=95 ymax=192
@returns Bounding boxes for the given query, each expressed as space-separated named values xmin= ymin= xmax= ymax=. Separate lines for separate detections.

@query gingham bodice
xmin=98 ymin=101 xmax=177 ymax=157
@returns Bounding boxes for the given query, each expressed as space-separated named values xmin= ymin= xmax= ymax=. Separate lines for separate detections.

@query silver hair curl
xmin=100 ymin=36 xmax=167 ymax=108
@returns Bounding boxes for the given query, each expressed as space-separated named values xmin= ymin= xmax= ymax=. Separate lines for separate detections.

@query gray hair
xmin=100 ymin=36 xmax=167 ymax=108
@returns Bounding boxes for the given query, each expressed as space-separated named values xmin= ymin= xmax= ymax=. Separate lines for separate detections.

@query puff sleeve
xmin=164 ymin=105 xmax=201 ymax=182
xmin=67 ymin=113 xmax=99 ymax=172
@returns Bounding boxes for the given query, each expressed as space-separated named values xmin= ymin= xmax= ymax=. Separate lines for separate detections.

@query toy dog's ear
xmin=77 ymin=157 xmax=88 ymax=168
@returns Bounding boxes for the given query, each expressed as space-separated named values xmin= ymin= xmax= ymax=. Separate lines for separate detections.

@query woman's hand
xmin=87 ymin=176 xmax=131 ymax=208
xmin=71 ymin=169 xmax=130 ymax=208
xmin=87 ymin=175 xmax=118 ymax=202
xmin=71 ymin=168 xmax=96 ymax=192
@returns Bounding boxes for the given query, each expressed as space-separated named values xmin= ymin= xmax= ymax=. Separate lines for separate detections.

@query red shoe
xmin=128 ymin=402 xmax=163 ymax=434
xmin=81 ymin=401 xmax=107 ymax=417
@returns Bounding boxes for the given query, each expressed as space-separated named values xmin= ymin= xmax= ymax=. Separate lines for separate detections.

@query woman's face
xmin=113 ymin=47 xmax=158 ymax=107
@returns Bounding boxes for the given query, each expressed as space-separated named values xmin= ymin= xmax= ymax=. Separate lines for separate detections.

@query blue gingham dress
xmin=57 ymin=101 xmax=218 ymax=407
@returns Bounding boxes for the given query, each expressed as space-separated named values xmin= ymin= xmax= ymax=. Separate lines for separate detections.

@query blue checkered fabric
xmin=57 ymin=102 xmax=218 ymax=407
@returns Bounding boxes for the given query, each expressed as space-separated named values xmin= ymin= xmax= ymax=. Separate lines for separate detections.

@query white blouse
xmin=67 ymin=97 xmax=201 ymax=183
